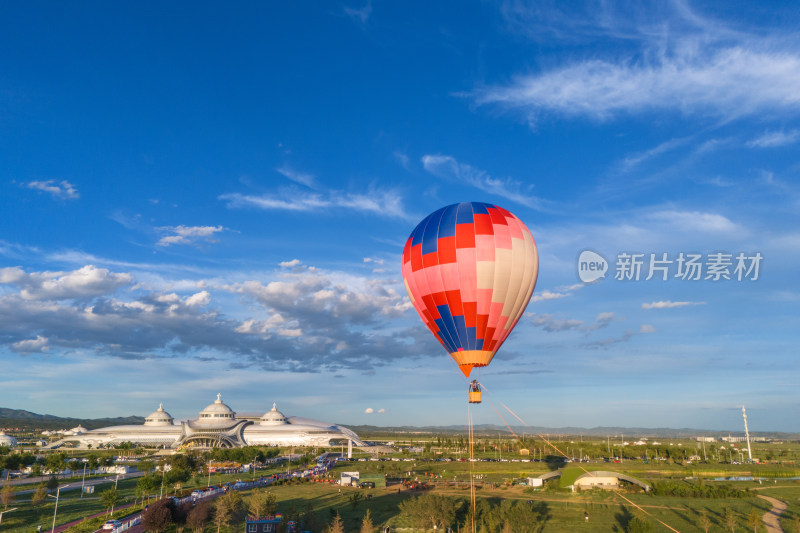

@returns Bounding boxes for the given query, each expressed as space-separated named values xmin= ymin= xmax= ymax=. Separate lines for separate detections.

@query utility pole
xmin=742 ymin=406 xmax=753 ymax=463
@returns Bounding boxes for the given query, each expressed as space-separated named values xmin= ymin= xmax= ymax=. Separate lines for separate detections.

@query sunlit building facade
xmin=47 ymin=394 xmax=366 ymax=451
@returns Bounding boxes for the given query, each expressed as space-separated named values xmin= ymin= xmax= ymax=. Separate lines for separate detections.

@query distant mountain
xmin=3 ymin=407 xmax=796 ymax=439
xmin=0 ymin=407 xmax=144 ymax=431
xmin=346 ymin=423 xmax=800 ymax=440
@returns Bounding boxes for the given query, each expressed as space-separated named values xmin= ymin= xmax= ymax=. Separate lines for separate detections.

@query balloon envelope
xmin=402 ymin=202 xmax=539 ymax=377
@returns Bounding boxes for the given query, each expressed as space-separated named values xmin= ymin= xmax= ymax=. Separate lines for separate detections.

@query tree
xmin=174 ymin=501 xmax=192 ymax=533
xmin=398 ymin=493 xmax=461 ymax=530
xmin=187 ymin=501 xmax=211 ymax=533
xmin=46 ymin=476 xmax=59 ymax=491
xmin=1 ymin=484 xmax=15 ymax=509
xmin=627 ymin=515 xmax=654 ymax=533
xmin=31 ymin=484 xmax=48 ymax=516
xmin=100 ymin=488 xmax=121 ymax=516
xmin=45 ymin=453 xmax=66 ymax=477
xmin=360 ymin=509 xmax=374 ymax=533
xmin=137 ymin=473 xmax=160 ymax=503
xmin=747 ymin=509 xmax=762 ymax=532
xmin=699 ymin=508 xmax=712 ymax=533
xmin=349 ymin=491 xmax=364 ymax=510
xmin=723 ymin=506 xmax=738 ymax=532
xmin=301 ymin=502 xmax=319 ymax=532
xmin=248 ymin=491 xmax=277 ymax=517
xmin=141 ymin=498 xmax=176 ymax=532
xmin=213 ymin=490 xmax=246 ymax=532
xmin=327 ymin=512 xmax=345 ymax=533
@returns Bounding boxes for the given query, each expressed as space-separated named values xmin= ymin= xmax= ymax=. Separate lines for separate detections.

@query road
xmin=757 ymin=495 xmax=788 ymax=533
xmin=2 ymin=472 xmax=144 ymax=495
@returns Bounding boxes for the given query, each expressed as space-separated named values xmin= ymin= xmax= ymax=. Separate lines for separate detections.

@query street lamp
xmin=80 ymin=462 xmax=87 ymax=498
xmin=49 ymin=483 xmax=73 ymax=533
xmin=0 ymin=507 xmax=18 ymax=525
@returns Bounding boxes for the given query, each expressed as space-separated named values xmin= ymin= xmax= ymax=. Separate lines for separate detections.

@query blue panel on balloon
xmin=436 ymin=304 xmax=463 ymax=351
xmin=456 ymin=203 xmax=475 ymax=224
xmin=472 ymin=202 xmax=491 ymax=215
xmin=437 ymin=205 xmax=457 ymax=238
xmin=421 ymin=209 xmax=445 ymax=254
xmin=465 ymin=326 xmax=477 ymax=350
xmin=453 ymin=315 xmax=469 ymax=351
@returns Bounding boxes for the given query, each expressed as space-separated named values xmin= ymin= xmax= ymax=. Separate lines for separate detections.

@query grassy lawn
xmin=1 ymin=457 xmax=797 ymax=532
xmin=238 ymin=480 xmax=780 ymax=533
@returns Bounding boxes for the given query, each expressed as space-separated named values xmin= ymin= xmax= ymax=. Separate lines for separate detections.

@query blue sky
xmin=1 ymin=1 xmax=798 ymax=432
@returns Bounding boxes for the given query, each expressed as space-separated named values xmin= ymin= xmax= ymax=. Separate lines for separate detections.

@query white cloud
xmin=0 ymin=265 xmax=133 ymax=300
xmin=531 ymin=313 xmax=584 ymax=332
xmin=746 ymin=130 xmax=799 ymax=148
xmin=0 ymin=263 xmax=426 ymax=373
xmin=277 ymin=165 xmax=315 ymax=187
xmin=219 ymin=192 xmax=329 ymax=211
xmin=157 ymin=225 xmax=226 ymax=247
xmin=421 ymin=154 xmax=545 ymax=210
xmin=280 ymin=259 xmax=302 ymax=269
xmin=595 ymin=312 xmax=615 ymax=327
xmin=531 ymin=290 xmax=568 ymax=303
xmin=378 ymin=408 xmax=386 ymax=413
xmin=24 ymin=180 xmax=79 ymax=200
xmin=12 ymin=335 xmax=49 ymax=353
xmin=185 ymin=291 xmax=211 ymax=307
xmin=640 ymin=324 xmax=656 ymax=333
xmin=642 ymin=300 xmax=706 ymax=309
xmin=220 ymin=188 xmax=411 ymax=220
xmin=344 ymin=1 xmax=372 ymax=23
xmin=473 ymin=47 xmax=800 ymax=123
xmin=648 ymin=210 xmax=740 ymax=234
xmin=365 ymin=407 xmax=374 ymax=414
xmin=582 ymin=330 xmax=634 ymax=349
xmin=620 ymin=137 xmax=692 ymax=171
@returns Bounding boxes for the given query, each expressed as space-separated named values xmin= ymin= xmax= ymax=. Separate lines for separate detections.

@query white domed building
xmin=46 ymin=394 xmax=367 ymax=453
xmin=0 ymin=431 xmax=18 ymax=447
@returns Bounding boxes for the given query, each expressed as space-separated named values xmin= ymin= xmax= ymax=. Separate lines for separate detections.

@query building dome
xmin=196 ymin=393 xmax=236 ymax=426
xmin=144 ymin=403 xmax=174 ymax=426
xmin=0 ymin=431 xmax=18 ymax=447
xmin=64 ymin=425 xmax=87 ymax=436
xmin=260 ymin=403 xmax=289 ymax=425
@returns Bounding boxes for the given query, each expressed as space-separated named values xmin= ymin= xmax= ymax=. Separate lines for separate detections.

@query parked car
xmin=102 ymin=520 xmax=121 ymax=530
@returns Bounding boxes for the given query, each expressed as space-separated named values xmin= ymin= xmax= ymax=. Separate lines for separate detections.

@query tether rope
xmin=467 ymin=404 xmax=477 ymax=533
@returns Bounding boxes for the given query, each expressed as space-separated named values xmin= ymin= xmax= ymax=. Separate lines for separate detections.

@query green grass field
xmin=2 ymin=444 xmax=799 ymax=532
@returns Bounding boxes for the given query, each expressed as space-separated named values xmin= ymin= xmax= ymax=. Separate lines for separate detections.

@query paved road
xmin=758 ymin=495 xmax=788 ymax=533
xmin=2 ymin=472 xmax=144 ymax=495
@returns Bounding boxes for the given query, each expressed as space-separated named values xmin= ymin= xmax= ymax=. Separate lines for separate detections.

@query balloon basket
xmin=468 ymin=380 xmax=482 ymax=404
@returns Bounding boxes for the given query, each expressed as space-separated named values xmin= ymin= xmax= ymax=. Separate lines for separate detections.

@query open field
xmin=2 ymin=437 xmax=800 ymax=532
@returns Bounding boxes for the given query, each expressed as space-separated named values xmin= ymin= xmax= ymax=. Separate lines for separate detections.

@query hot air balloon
xmin=401 ymin=202 xmax=539 ymax=402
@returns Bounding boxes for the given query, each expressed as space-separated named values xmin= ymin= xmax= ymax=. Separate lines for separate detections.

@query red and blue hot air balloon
xmin=401 ymin=202 xmax=539 ymax=401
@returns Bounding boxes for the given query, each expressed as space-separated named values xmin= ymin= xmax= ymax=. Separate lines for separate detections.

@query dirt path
xmin=758 ymin=495 xmax=788 ymax=533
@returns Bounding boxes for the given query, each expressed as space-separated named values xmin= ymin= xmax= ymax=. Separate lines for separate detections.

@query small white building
xmin=573 ymin=475 xmax=620 ymax=490
xmin=526 ymin=477 xmax=543 ymax=488
xmin=340 ymin=471 xmax=360 ymax=486
xmin=99 ymin=465 xmax=133 ymax=474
